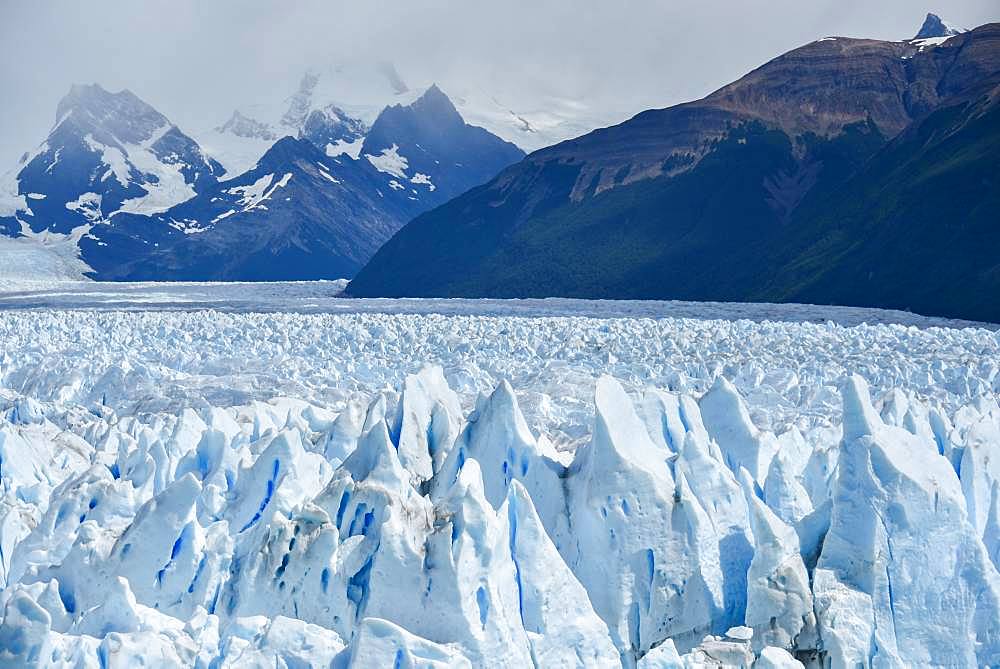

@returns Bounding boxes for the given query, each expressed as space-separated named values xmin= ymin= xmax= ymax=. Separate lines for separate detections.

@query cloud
xmin=0 ymin=0 xmax=996 ymax=167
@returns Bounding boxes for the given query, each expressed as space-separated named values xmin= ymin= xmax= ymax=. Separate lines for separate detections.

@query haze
xmin=1 ymin=0 xmax=996 ymax=168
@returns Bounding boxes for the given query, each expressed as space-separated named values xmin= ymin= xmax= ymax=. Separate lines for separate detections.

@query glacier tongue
xmin=2 ymin=347 xmax=1000 ymax=667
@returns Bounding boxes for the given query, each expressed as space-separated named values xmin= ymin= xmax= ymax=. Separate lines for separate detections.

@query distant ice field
xmin=0 ymin=282 xmax=996 ymax=450
xmin=0 ymin=279 xmax=993 ymax=326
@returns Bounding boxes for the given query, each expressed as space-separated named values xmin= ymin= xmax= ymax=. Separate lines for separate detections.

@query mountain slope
xmin=348 ymin=23 xmax=1000 ymax=321
xmin=360 ymin=85 xmax=524 ymax=201
xmin=759 ymin=86 xmax=1000 ymax=321
xmin=82 ymin=137 xmax=411 ymax=280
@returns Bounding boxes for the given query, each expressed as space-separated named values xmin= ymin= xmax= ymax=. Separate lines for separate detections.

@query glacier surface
xmin=0 ymin=297 xmax=999 ymax=667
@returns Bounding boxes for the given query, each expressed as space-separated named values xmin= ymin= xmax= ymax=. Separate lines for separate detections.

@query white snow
xmin=63 ymin=192 xmax=103 ymax=223
xmin=411 ymin=172 xmax=436 ymax=191
xmin=319 ymin=170 xmax=341 ymax=185
xmin=210 ymin=209 xmax=237 ymax=224
xmin=213 ymin=172 xmax=293 ymax=221
xmin=315 ymin=161 xmax=343 ymax=185
xmin=116 ymin=125 xmax=199 ymax=215
xmin=326 ymin=137 xmax=365 ymax=160
xmin=273 ymin=172 xmax=293 ymax=190
xmin=45 ymin=148 xmax=61 ymax=174
xmin=909 ymin=35 xmax=952 ymax=50
xmin=365 ymin=144 xmax=410 ymax=179
xmin=83 ymin=134 xmax=131 ymax=188
xmin=78 ymin=129 xmax=202 ymax=216
xmin=365 ymin=143 xmax=409 ymax=178
xmin=0 ymin=287 xmax=998 ymax=666
xmin=226 ymin=173 xmax=275 ymax=209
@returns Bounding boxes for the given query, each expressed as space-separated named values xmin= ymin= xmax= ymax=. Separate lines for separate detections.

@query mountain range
xmin=1 ymin=13 xmax=997 ymax=321
xmin=348 ymin=16 xmax=1000 ymax=322
xmin=191 ymin=60 xmax=610 ymax=177
xmin=0 ymin=81 xmax=523 ymax=280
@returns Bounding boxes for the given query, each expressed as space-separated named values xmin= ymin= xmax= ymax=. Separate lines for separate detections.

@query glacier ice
xmin=0 ymin=306 xmax=998 ymax=667
xmin=812 ymin=376 xmax=1000 ymax=667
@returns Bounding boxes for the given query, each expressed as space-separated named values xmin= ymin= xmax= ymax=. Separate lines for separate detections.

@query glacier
xmin=0 ymin=300 xmax=999 ymax=667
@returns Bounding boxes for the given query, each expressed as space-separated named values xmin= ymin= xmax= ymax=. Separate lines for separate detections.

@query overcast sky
xmin=1 ymin=0 xmax=997 ymax=168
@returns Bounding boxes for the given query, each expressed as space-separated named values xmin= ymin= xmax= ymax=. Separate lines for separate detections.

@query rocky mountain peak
xmin=55 ymin=83 xmax=169 ymax=145
xmin=300 ymin=104 xmax=367 ymax=150
xmin=257 ymin=135 xmax=313 ymax=166
xmin=915 ymin=13 xmax=966 ymax=40
xmin=281 ymin=72 xmax=321 ymax=130
xmin=408 ymin=84 xmax=464 ymax=126
xmin=216 ymin=111 xmax=277 ymax=141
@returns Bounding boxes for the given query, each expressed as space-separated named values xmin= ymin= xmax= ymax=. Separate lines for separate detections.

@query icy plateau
xmin=1 ymin=303 xmax=999 ymax=668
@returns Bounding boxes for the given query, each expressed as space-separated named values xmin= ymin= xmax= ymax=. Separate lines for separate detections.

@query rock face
xmin=347 ymin=22 xmax=1000 ymax=322
xmin=216 ymin=111 xmax=278 ymax=142
xmin=300 ymin=104 xmax=367 ymax=153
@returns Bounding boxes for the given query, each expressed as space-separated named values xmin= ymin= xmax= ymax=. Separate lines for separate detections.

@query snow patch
xmin=211 ymin=209 xmax=236 ymax=224
xmin=910 ymin=35 xmax=951 ymax=50
xmin=65 ymin=192 xmax=103 ymax=222
xmin=365 ymin=144 xmax=409 ymax=179
xmin=116 ymin=125 xmax=199 ymax=215
xmin=83 ymin=134 xmax=131 ymax=188
xmin=410 ymin=173 xmax=436 ymax=191
xmin=226 ymin=173 xmax=274 ymax=210
xmin=326 ymin=137 xmax=364 ymax=160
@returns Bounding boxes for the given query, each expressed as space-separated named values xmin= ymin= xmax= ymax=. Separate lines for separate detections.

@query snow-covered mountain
xmin=359 ymin=85 xmax=528 ymax=202
xmin=192 ymin=65 xmax=400 ymax=178
xmin=195 ymin=60 xmax=613 ymax=178
xmin=0 ymin=60 xmax=601 ymax=283
xmin=80 ymin=86 xmax=523 ymax=281
xmin=0 ymin=84 xmax=223 ymax=235
xmin=0 ymin=80 xmax=523 ymax=281
xmin=83 ymin=136 xmax=412 ymax=281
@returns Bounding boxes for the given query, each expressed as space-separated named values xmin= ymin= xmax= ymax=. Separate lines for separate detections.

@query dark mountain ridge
xmin=347 ymin=22 xmax=1000 ymax=322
